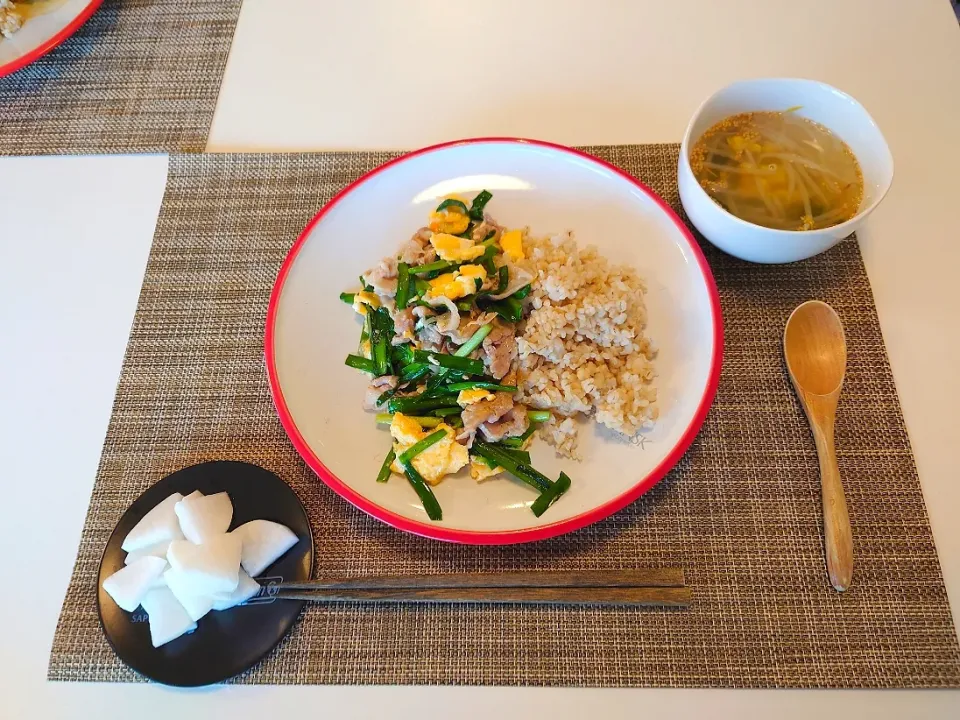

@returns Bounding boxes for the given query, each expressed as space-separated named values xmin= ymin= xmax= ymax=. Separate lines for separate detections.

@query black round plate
xmin=96 ymin=461 xmax=313 ymax=687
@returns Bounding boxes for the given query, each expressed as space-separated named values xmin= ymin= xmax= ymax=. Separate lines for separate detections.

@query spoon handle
xmin=811 ymin=419 xmax=854 ymax=591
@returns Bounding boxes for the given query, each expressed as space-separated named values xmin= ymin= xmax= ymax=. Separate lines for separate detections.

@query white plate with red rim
xmin=0 ymin=0 xmax=102 ymax=78
xmin=266 ymin=138 xmax=722 ymax=544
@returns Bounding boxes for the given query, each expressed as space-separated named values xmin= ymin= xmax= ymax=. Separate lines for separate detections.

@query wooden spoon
xmin=783 ymin=300 xmax=853 ymax=592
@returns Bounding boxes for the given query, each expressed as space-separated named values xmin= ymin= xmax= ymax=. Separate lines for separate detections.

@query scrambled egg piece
xmin=430 ymin=233 xmax=486 ymax=262
xmin=429 ymin=210 xmax=470 ymax=235
xmin=470 ymin=458 xmax=503 ymax=482
xmin=458 ymin=264 xmax=486 ymax=283
xmin=389 ymin=413 xmax=468 ymax=486
xmin=457 ymin=388 xmax=493 ymax=406
xmin=427 ymin=264 xmax=487 ymax=300
xmin=352 ymin=290 xmax=380 ymax=316
xmin=500 ymin=229 xmax=525 ymax=261
xmin=428 ymin=196 xmax=471 ymax=234
xmin=359 ymin=339 xmax=372 ymax=359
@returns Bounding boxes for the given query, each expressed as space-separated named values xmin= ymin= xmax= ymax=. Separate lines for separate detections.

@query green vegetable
xmin=340 ymin=292 xmax=355 ymax=305
xmin=456 ymin=300 xmax=474 ymax=312
xmin=344 ymin=354 xmax=375 ymax=374
xmin=359 ymin=314 xmax=370 ymax=355
xmin=474 ymin=453 xmax=498 ymax=470
xmin=457 ymin=322 xmax=494 ymax=355
xmin=531 ymin=472 xmax=572 ymax=517
xmin=499 ymin=423 xmax=537 ymax=448
xmin=410 ymin=260 xmax=457 ymax=276
xmin=360 ymin=275 xmax=373 ymax=291
xmin=513 ymin=284 xmax=532 ymax=300
xmin=400 ymin=363 xmax=431 ymax=385
xmin=387 ymin=394 xmax=459 ymax=414
xmin=430 ymin=406 xmax=463 ymax=417
xmin=392 ymin=343 xmax=415 ymax=367
xmin=479 ymin=242 xmax=499 ymax=276
xmin=435 ymin=198 xmax=469 ymax=214
xmin=376 ymin=447 xmax=396 ymax=484
xmin=444 ymin=381 xmax=517 ymax=393
xmin=423 ymin=323 xmax=494 ymax=392
xmin=483 ymin=295 xmax=524 ymax=323
xmin=395 ymin=262 xmax=411 ymax=308
xmin=472 ymin=444 xmax=529 ymax=468
xmin=413 ymin=278 xmax=430 ymax=298
xmin=375 ymin=388 xmax=396 ymax=407
xmin=369 ymin=308 xmax=391 ymax=376
xmin=363 ymin=307 xmax=373 ymax=342
xmin=492 ymin=445 xmax=531 ymax=465
xmin=399 ymin=460 xmax=443 ymax=521
xmin=397 ymin=428 xmax=448 ymax=465
xmin=413 ymin=350 xmax=485 ymax=375
xmin=471 ymin=439 xmax=552 ymax=493
xmin=496 ymin=266 xmax=509 ymax=294
xmin=375 ymin=413 xmax=443 ymax=428
xmin=527 ymin=410 xmax=552 ymax=423
xmin=469 ymin=190 xmax=493 ymax=221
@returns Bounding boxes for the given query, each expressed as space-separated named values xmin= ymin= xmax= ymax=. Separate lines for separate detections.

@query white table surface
xmin=2 ymin=0 xmax=959 ymax=717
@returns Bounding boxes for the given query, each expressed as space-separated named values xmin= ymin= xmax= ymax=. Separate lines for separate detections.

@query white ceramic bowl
xmin=678 ymin=78 xmax=893 ymax=264
xmin=267 ymin=138 xmax=722 ymax=544
xmin=0 ymin=0 xmax=102 ymax=78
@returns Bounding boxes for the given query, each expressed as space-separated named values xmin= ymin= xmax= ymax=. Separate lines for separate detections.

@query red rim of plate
xmin=0 ymin=0 xmax=104 ymax=79
xmin=265 ymin=137 xmax=724 ymax=545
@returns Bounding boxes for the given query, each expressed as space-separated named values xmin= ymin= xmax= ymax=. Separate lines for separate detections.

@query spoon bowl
xmin=783 ymin=301 xmax=854 ymax=592
xmin=784 ymin=300 xmax=847 ymax=396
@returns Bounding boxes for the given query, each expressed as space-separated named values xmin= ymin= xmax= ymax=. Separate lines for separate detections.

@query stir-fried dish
xmin=340 ymin=191 xmax=572 ymax=521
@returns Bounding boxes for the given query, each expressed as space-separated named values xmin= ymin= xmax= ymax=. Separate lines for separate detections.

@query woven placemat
xmin=48 ymin=145 xmax=960 ymax=687
xmin=0 ymin=0 xmax=241 ymax=155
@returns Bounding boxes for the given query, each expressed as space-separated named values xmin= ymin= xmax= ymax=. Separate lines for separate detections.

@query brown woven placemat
xmin=0 ymin=0 xmax=241 ymax=155
xmin=48 ymin=145 xmax=960 ymax=687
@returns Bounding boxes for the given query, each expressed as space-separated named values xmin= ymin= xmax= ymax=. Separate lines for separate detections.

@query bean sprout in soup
xmin=690 ymin=110 xmax=864 ymax=232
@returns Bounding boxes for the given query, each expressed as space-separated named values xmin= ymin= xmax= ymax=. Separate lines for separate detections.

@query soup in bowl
xmin=678 ymin=78 xmax=893 ymax=264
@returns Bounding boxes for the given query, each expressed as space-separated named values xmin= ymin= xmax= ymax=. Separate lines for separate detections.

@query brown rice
xmin=516 ymin=231 xmax=658 ymax=457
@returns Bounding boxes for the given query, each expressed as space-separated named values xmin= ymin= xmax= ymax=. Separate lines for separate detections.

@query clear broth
xmin=690 ymin=111 xmax=864 ymax=232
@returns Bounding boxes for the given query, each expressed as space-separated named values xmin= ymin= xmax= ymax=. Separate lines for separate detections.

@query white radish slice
xmin=211 ymin=569 xmax=261 ymax=611
xmin=124 ymin=540 xmax=171 ymax=566
xmin=166 ymin=533 xmax=242 ymax=595
xmin=102 ymin=556 xmax=167 ymax=612
xmin=232 ymin=520 xmax=298 ymax=577
xmin=175 ymin=492 xmax=233 ymax=544
xmin=163 ymin=568 xmax=215 ymax=622
xmin=183 ymin=489 xmax=203 ymax=500
xmin=121 ymin=493 xmax=185 ymax=552
xmin=140 ymin=586 xmax=197 ymax=648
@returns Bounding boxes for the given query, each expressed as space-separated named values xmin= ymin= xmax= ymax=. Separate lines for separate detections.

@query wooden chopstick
xmin=271 ymin=569 xmax=690 ymax=607
xmin=276 ymin=568 xmax=684 ymax=591
xmin=274 ymin=586 xmax=691 ymax=607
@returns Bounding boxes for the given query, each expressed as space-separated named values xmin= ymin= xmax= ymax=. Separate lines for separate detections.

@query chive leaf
xmin=531 ymin=472 xmax=572 ymax=517
xmin=468 ymin=190 xmax=493 ymax=221
xmin=399 ymin=460 xmax=443 ymax=521
xmin=376 ymin=447 xmax=396 ymax=484
xmin=436 ymin=198 xmax=469 ymax=214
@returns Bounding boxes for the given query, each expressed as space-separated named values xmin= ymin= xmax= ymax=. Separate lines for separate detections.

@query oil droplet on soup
xmin=689 ymin=111 xmax=864 ymax=232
